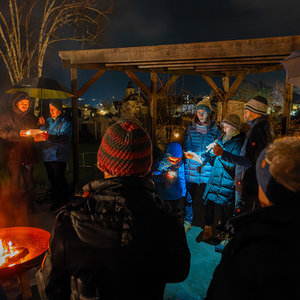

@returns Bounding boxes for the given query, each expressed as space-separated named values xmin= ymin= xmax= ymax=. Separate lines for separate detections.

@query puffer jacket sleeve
xmin=178 ymin=163 xmax=187 ymax=197
xmin=0 ymin=115 xmax=20 ymax=141
xmin=36 ymin=212 xmax=70 ymax=300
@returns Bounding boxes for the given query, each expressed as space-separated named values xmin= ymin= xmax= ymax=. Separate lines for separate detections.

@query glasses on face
xmin=168 ymin=157 xmax=181 ymax=164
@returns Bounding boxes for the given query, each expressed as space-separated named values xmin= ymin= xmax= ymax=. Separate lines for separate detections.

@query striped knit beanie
xmin=222 ymin=114 xmax=241 ymax=131
xmin=245 ymin=96 xmax=268 ymax=115
xmin=97 ymin=119 xmax=152 ymax=177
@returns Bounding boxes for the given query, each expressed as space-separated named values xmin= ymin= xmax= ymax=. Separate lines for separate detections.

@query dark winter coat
xmin=0 ymin=95 xmax=38 ymax=166
xmin=183 ymin=120 xmax=221 ymax=184
xmin=40 ymin=112 xmax=72 ymax=163
xmin=152 ymin=153 xmax=186 ymax=200
xmin=205 ymin=202 xmax=300 ymax=300
xmin=203 ymin=132 xmax=245 ymax=206
xmin=36 ymin=176 xmax=190 ymax=300
xmin=222 ymin=115 xmax=274 ymax=199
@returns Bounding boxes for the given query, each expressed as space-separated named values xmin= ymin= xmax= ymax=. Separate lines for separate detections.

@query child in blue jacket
xmin=152 ymin=142 xmax=186 ymax=213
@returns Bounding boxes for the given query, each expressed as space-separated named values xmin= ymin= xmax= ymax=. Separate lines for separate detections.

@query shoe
xmin=184 ymin=221 xmax=192 ymax=234
xmin=202 ymin=225 xmax=213 ymax=240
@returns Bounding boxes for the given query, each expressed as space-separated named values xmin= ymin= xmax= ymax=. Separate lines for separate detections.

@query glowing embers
xmin=0 ymin=239 xmax=29 ymax=268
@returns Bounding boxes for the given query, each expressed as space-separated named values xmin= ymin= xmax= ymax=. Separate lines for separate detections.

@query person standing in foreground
xmin=199 ymin=114 xmax=245 ymax=243
xmin=36 ymin=119 xmax=190 ymax=300
xmin=0 ymin=92 xmax=40 ymax=215
xmin=183 ymin=97 xmax=221 ymax=233
xmin=34 ymin=99 xmax=72 ymax=211
xmin=213 ymin=96 xmax=274 ymax=215
xmin=205 ymin=136 xmax=300 ymax=300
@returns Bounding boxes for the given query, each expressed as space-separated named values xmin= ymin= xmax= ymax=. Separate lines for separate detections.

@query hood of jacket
xmin=68 ymin=176 xmax=167 ymax=248
xmin=12 ymin=92 xmax=33 ymax=118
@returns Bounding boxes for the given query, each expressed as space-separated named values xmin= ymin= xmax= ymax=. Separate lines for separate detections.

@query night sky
xmin=2 ymin=0 xmax=300 ymax=106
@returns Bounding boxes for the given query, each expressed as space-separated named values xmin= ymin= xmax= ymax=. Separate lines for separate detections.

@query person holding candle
xmin=0 ymin=91 xmax=40 ymax=215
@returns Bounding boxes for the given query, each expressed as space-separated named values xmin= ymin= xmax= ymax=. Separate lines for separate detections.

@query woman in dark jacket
xmin=205 ymin=137 xmax=300 ymax=300
xmin=200 ymin=114 xmax=245 ymax=243
xmin=36 ymin=119 xmax=190 ymax=300
xmin=0 ymin=92 xmax=40 ymax=214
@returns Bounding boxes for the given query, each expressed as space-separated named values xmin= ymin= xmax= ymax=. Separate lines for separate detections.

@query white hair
xmin=265 ymin=136 xmax=300 ymax=193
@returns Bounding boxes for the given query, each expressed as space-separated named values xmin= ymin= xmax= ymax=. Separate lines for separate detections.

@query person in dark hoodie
xmin=213 ymin=96 xmax=274 ymax=215
xmin=36 ymin=119 xmax=190 ymax=300
xmin=205 ymin=136 xmax=300 ymax=300
xmin=152 ymin=142 xmax=186 ymax=213
xmin=0 ymin=91 xmax=40 ymax=215
xmin=198 ymin=114 xmax=245 ymax=244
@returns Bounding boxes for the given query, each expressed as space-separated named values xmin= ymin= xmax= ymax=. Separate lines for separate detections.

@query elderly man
xmin=213 ymin=96 xmax=274 ymax=215
xmin=34 ymin=99 xmax=72 ymax=211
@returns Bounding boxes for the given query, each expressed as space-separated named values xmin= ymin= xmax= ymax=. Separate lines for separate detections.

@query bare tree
xmin=0 ymin=0 xmax=112 ymax=84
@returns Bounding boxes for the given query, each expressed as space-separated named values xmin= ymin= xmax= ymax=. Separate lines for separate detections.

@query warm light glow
xmin=25 ymin=130 xmax=31 ymax=136
xmin=166 ymin=171 xmax=176 ymax=179
xmin=0 ymin=239 xmax=24 ymax=267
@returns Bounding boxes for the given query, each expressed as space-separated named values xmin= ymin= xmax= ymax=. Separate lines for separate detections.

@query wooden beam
xmin=125 ymin=70 xmax=152 ymax=99
xmin=78 ymin=70 xmax=106 ymax=97
xmin=202 ymin=75 xmax=224 ymax=99
xmin=226 ymin=74 xmax=246 ymax=100
xmin=151 ymin=73 xmax=157 ymax=143
xmin=157 ymin=75 xmax=180 ymax=96
xmin=59 ymin=36 xmax=300 ymax=65
xmin=71 ymin=68 xmax=79 ymax=191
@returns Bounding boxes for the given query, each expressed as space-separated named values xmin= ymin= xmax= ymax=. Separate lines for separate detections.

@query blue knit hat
xmin=165 ymin=142 xmax=182 ymax=158
xmin=195 ymin=97 xmax=212 ymax=115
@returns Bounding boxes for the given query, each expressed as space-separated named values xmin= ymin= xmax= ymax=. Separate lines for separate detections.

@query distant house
xmin=121 ymin=80 xmax=149 ymax=120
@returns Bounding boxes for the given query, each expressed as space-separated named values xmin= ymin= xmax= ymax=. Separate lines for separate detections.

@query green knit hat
xmin=195 ymin=97 xmax=212 ymax=115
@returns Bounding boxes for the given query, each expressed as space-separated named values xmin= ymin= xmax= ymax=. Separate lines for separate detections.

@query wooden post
xmin=283 ymin=76 xmax=293 ymax=135
xmin=150 ymin=73 xmax=157 ymax=143
xmin=222 ymin=77 xmax=230 ymax=118
xmin=71 ymin=68 xmax=79 ymax=191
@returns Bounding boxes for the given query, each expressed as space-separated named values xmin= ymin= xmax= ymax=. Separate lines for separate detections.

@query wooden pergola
xmin=59 ymin=35 xmax=300 ymax=188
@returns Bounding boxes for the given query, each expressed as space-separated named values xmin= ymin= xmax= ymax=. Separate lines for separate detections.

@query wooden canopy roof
xmin=59 ymin=35 xmax=300 ymax=77
xmin=59 ymin=35 xmax=300 ymax=189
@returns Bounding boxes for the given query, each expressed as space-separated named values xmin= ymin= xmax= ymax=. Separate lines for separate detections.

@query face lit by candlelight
xmin=16 ymin=100 xmax=30 ymax=112
xmin=197 ymin=109 xmax=208 ymax=123
xmin=49 ymin=105 xmax=62 ymax=119
xmin=167 ymin=156 xmax=181 ymax=165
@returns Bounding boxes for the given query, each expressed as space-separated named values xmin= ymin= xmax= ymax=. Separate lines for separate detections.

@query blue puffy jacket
xmin=183 ymin=120 xmax=221 ymax=184
xmin=203 ymin=132 xmax=245 ymax=206
xmin=152 ymin=153 xmax=186 ymax=201
xmin=40 ymin=112 xmax=72 ymax=163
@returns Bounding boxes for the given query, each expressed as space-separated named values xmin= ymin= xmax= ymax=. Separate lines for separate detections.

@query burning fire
xmin=0 ymin=239 xmax=28 ymax=268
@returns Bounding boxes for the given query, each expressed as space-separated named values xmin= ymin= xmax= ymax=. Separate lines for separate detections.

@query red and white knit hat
xmin=97 ymin=119 xmax=152 ymax=177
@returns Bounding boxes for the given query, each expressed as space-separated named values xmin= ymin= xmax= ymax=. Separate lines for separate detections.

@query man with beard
xmin=213 ymin=96 xmax=274 ymax=215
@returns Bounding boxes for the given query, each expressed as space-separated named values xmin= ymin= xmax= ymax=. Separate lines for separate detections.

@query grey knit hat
xmin=49 ymin=99 xmax=63 ymax=111
xmin=222 ymin=114 xmax=241 ymax=131
xmin=245 ymin=96 xmax=268 ymax=115
xmin=195 ymin=97 xmax=212 ymax=115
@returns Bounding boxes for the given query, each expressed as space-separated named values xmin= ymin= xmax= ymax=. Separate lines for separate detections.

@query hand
xmin=213 ymin=143 xmax=224 ymax=156
xmin=20 ymin=130 xmax=29 ymax=137
xmin=34 ymin=132 xmax=49 ymax=142
xmin=38 ymin=117 xmax=45 ymax=126
xmin=185 ymin=153 xmax=193 ymax=159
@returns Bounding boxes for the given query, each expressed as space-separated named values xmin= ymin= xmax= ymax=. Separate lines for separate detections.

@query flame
xmin=25 ymin=130 xmax=31 ymax=136
xmin=0 ymin=239 xmax=23 ymax=267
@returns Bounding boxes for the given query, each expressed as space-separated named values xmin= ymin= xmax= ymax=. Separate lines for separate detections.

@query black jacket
xmin=222 ymin=115 xmax=274 ymax=200
xmin=205 ymin=203 xmax=300 ymax=300
xmin=36 ymin=176 xmax=190 ymax=300
xmin=0 ymin=95 xmax=38 ymax=166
